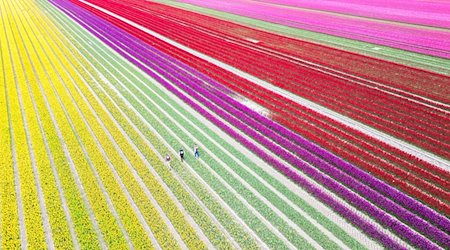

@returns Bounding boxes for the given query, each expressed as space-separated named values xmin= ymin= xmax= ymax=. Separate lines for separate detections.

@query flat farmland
xmin=1 ymin=0 xmax=449 ymax=249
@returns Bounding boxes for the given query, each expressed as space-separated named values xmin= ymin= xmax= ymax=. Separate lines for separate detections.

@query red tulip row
xmin=85 ymin=0 xmax=450 ymax=161
xmin=73 ymin=0 xmax=450 ymax=218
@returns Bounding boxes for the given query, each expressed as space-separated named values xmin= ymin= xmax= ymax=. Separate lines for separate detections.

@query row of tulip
xmin=2 ymin=1 xmax=49 ymax=247
xmin=0 ymin=3 xmax=25 ymax=246
xmin=177 ymin=0 xmax=450 ymax=58
xmin=60 ymin=1 xmax=400 ymax=248
xmin=0 ymin=2 xmax=21 ymax=248
xmin=54 ymin=1 xmax=371 ymax=248
xmin=42 ymin=1 xmax=258 ymax=248
xmin=68 ymin=0 xmax=450 ymax=247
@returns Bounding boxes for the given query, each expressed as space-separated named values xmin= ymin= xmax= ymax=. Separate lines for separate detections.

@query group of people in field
xmin=165 ymin=144 xmax=200 ymax=166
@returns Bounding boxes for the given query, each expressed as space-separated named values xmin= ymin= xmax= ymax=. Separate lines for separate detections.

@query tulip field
xmin=1 ymin=0 xmax=449 ymax=249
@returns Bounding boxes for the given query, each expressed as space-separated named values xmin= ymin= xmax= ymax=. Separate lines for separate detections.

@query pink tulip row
xmin=254 ymin=0 xmax=450 ymax=29
xmin=179 ymin=0 xmax=450 ymax=59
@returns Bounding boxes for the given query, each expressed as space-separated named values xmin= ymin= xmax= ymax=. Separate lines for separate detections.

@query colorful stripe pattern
xmin=1 ymin=0 xmax=449 ymax=249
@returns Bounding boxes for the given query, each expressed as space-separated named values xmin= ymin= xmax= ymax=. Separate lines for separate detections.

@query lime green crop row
xmin=0 ymin=5 xmax=20 ymax=248
xmin=156 ymin=0 xmax=450 ymax=75
xmin=32 ymin=0 xmax=209 ymax=248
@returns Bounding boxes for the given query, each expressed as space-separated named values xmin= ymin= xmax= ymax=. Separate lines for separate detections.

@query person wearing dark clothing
xmin=179 ymin=149 xmax=185 ymax=162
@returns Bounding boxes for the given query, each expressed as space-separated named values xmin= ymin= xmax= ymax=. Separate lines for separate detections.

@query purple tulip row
xmin=178 ymin=0 xmax=450 ymax=59
xmin=50 ymin=0 xmax=446 ymax=248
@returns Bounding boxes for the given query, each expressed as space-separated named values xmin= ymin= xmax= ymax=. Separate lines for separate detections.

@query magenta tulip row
xmin=254 ymin=0 xmax=450 ymax=29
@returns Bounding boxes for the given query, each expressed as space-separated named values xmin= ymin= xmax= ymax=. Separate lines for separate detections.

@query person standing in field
xmin=194 ymin=144 xmax=199 ymax=159
xmin=179 ymin=149 xmax=185 ymax=162
xmin=166 ymin=153 xmax=171 ymax=166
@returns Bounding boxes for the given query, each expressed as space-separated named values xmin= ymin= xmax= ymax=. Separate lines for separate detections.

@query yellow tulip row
xmin=1 ymin=0 xmax=48 ymax=248
xmin=23 ymin=2 xmax=157 ymax=248
xmin=1 ymin=0 xmax=210 ymax=248
xmin=7 ymin=0 xmax=139 ymax=246
xmin=8 ymin=2 xmax=86 ymax=249
xmin=0 ymin=3 xmax=20 ymax=248
xmin=2 ymin=0 xmax=101 ymax=248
